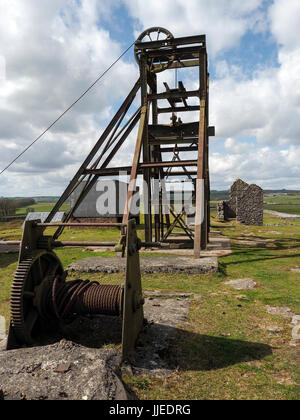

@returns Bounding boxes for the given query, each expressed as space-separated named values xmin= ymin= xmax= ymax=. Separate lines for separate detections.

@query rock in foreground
xmin=0 ymin=339 xmax=127 ymax=400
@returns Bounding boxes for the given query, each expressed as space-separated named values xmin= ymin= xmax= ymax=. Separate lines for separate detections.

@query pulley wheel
xmin=134 ymin=27 xmax=175 ymax=73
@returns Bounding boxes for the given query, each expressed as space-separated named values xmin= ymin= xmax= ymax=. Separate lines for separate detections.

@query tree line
xmin=0 ymin=197 xmax=35 ymax=216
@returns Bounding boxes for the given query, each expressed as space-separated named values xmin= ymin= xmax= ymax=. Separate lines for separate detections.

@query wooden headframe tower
xmin=44 ymin=28 xmax=214 ymax=258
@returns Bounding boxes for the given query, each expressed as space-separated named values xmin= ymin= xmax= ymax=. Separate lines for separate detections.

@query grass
xmin=264 ymin=194 xmax=300 ymax=215
xmin=264 ymin=205 xmax=300 ymax=215
xmin=15 ymin=202 xmax=70 ymax=214
xmin=0 ymin=220 xmax=23 ymax=240
xmin=0 ymin=210 xmax=300 ymax=399
xmin=0 ymin=220 xmax=130 ymax=242
xmin=264 ymin=194 xmax=300 ymax=204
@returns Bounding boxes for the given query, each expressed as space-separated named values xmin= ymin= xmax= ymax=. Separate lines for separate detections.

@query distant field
xmin=264 ymin=194 xmax=300 ymax=215
xmin=264 ymin=205 xmax=300 ymax=215
xmin=264 ymin=194 xmax=300 ymax=205
xmin=16 ymin=202 xmax=70 ymax=214
xmin=11 ymin=194 xmax=300 ymax=217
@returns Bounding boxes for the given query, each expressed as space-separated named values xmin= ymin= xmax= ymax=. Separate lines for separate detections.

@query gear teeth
xmin=9 ymin=251 xmax=63 ymax=345
xmin=10 ymin=257 xmax=34 ymax=339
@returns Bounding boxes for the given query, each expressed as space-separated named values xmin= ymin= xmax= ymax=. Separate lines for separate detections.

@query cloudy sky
xmin=0 ymin=0 xmax=300 ymax=196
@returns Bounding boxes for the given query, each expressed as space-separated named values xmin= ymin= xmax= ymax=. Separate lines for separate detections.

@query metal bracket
xmin=122 ymin=219 xmax=144 ymax=360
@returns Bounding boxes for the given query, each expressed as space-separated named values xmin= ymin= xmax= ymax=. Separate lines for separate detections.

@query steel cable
xmin=0 ymin=41 xmax=135 ymax=175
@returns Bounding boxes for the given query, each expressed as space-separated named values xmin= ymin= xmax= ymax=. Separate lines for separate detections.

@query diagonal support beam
xmin=44 ymin=79 xmax=140 ymax=226
xmin=122 ymin=105 xmax=148 ymax=226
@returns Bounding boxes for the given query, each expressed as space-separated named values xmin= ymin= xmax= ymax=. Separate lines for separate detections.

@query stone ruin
xmin=217 ymin=179 xmax=263 ymax=226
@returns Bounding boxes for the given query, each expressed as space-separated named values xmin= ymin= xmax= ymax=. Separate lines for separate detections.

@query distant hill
xmin=9 ymin=196 xmax=67 ymax=203
xmin=6 ymin=189 xmax=300 ymax=204
xmin=263 ymin=189 xmax=300 ymax=195
xmin=210 ymin=189 xmax=300 ymax=201
xmin=210 ymin=191 xmax=229 ymax=201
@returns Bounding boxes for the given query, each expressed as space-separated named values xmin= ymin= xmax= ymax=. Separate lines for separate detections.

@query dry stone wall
xmin=217 ymin=179 xmax=263 ymax=226
xmin=236 ymin=184 xmax=263 ymax=225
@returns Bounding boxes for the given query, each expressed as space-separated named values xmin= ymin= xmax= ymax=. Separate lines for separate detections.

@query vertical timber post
xmin=151 ymin=74 xmax=161 ymax=243
xmin=206 ymin=73 xmax=211 ymax=244
xmin=140 ymin=55 xmax=152 ymax=243
xmin=194 ymin=50 xmax=208 ymax=258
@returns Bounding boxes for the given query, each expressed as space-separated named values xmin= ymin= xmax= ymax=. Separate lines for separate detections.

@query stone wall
xmin=217 ymin=179 xmax=263 ymax=226
xmin=228 ymin=179 xmax=249 ymax=218
xmin=217 ymin=201 xmax=227 ymax=221
xmin=236 ymin=184 xmax=264 ymax=226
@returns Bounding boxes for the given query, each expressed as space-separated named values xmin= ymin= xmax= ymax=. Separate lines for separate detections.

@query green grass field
xmin=264 ymin=194 xmax=300 ymax=204
xmin=16 ymin=201 xmax=70 ymax=214
xmin=0 ymin=206 xmax=299 ymax=400
xmin=264 ymin=205 xmax=300 ymax=215
xmin=264 ymin=194 xmax=300 ymax=215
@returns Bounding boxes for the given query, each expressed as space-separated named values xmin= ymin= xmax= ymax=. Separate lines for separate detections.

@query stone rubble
xmin=266 ymin=306 xmax=295 ymax=319
xmin=224 ymin=278 xmax=257 ymax=290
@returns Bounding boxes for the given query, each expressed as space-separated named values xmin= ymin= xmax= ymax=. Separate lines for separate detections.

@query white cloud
xmin=210 ymin=0 xmax=300 ymax=149
xmin=269 ymin=0 xmax=300 ymax=53
xmin=210 ymin=143 xmax=300 ymax=190
xmin=0 ymin=0 xmax=138 ymax=196
xmin=123 ymin=0 xmax=265 ymax=57
xmin=1 ymin=0 xmax=300 ymax=195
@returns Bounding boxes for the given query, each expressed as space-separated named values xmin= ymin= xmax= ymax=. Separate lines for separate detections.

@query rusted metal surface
xmin=50 ymin=279 xmax=123 ymax=319
xmin=122 ymin=219 xmax=144 ymax=360
xmin=7 ymin=220 xmax=144 ymax=360
xmin=135 ymin=34 xmax=206 ymax=50
xmin=134 ymin=27 xmax=174 ymax=73
xmin=9 ymin=249 xmax=64 ymax=345
xmin=37 ymin=222 xmax=123 ymax=227
xmin=52 ymin=241 xmax=117 ymax=247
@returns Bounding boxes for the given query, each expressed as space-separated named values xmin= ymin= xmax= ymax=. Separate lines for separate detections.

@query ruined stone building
xmin=217 ymin=179 xmax=264 ymax=226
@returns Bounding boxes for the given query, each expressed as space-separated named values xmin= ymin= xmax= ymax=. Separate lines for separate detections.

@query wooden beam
xmin=122 ymin=105 xmax=148 ymax=226
xmin=157 ymin=105 xmax=200 ymax=114
xmin=194 ymin=52 xmax=208 ymax=258
xmin=148 ymin=90 xmax=199 ymax=101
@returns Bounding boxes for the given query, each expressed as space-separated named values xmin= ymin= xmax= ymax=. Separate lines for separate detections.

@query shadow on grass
xmin=0 ymin=253 xmax=18 ymax=269
xmin=221 ymin=242 xmax=300 ymax=270
xmin=28 ymin=315 xmax=123 ymax=350
xmin=211 ymin=224 xmax=235 ymax=230
xmin=25 ymin=317 xmax=272 ymax=373
xmin=134 ymin=324 xmax=273 ymax=373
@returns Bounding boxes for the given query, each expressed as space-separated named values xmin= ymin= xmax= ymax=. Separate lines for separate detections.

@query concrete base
xmin=68 ymin=255 xmax=218 ymax=274
xmin=67 ymin=234 xmax=232 ymax=274
xmin=141 ymin=235 xmax=231 ymax=257
xmin=81 ymin=235 xmax=231 ymax=258
xmin=0 ymin=242 xmax=20 ymax=254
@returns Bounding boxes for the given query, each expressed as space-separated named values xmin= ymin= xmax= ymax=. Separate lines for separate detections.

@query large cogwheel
xmin=10 ymin=251 xmax=64 ymax=345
